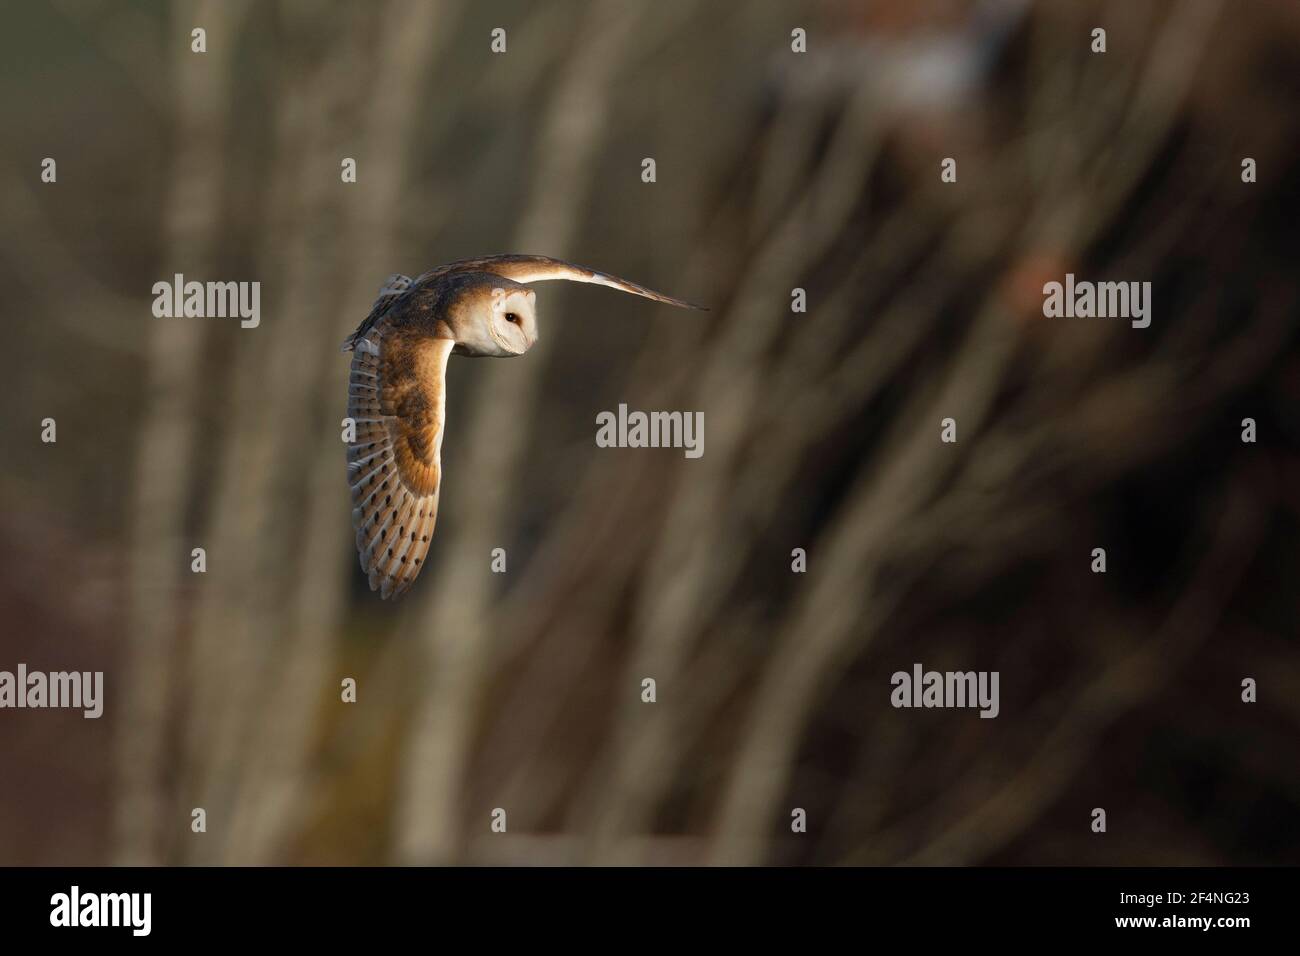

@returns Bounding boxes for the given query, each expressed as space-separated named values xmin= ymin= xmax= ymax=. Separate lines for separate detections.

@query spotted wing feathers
xmin=346 ymin=323 xmax=452 ymax=599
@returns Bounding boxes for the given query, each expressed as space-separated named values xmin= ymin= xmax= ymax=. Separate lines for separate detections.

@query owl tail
xmin=341 ymin=273 xmax=415 ymax=351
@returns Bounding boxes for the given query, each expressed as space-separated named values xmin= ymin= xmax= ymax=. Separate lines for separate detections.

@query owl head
xmin=445 ymin=273 xmax=538 ymax=357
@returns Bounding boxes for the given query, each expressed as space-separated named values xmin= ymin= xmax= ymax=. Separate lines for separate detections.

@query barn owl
xmin=342 ymin=255 xmax=703 ymax=599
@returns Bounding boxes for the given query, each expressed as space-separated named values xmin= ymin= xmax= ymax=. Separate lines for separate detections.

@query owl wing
xmin=342 ymin=259 xmax=702 ymax=352
xmin=346 ymin=321 xmax=452 ymax=599
xmin=418 ymin=255 xmax=706 ymax=310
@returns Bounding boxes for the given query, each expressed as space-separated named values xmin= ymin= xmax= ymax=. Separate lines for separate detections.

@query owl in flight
xmin=342 ymin=254 xmax=703 ymax=598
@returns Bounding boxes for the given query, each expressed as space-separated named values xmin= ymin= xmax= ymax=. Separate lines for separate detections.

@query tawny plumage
xmin=342 ymin=254 xmax=703 ymax=599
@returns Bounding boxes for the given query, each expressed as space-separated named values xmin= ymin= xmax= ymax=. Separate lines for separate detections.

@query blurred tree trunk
xmin=394 ymin=0 xmax=652 ymax=865
xmin=115 ymin=0 xmax=246 ymax=866
xmin=224 ymin=0 xmax=462 ymax=865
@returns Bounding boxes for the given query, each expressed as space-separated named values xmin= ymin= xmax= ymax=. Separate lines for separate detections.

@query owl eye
xmin=505 ymin=312 xmax=521 ymax=325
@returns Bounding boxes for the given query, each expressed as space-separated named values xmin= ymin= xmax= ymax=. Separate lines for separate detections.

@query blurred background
xmin=1 ymin=0 xmax=1298 ymax=866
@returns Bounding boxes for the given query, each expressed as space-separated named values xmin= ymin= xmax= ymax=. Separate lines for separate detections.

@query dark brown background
xmin=1 ymin=0 xmax=1297 ymax=865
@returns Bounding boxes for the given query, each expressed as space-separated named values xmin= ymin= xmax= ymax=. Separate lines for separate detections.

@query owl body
xmin=341 ymin=254 xmax=701 ymax=598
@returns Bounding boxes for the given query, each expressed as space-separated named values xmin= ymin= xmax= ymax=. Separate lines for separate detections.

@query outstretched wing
xmin=343 ymin=258 xmax=702 ymax=353
xmin=418 ymin=255 xmax=707 ymax=310
xmin=346 ymin=321 xmax=452 ymax=599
